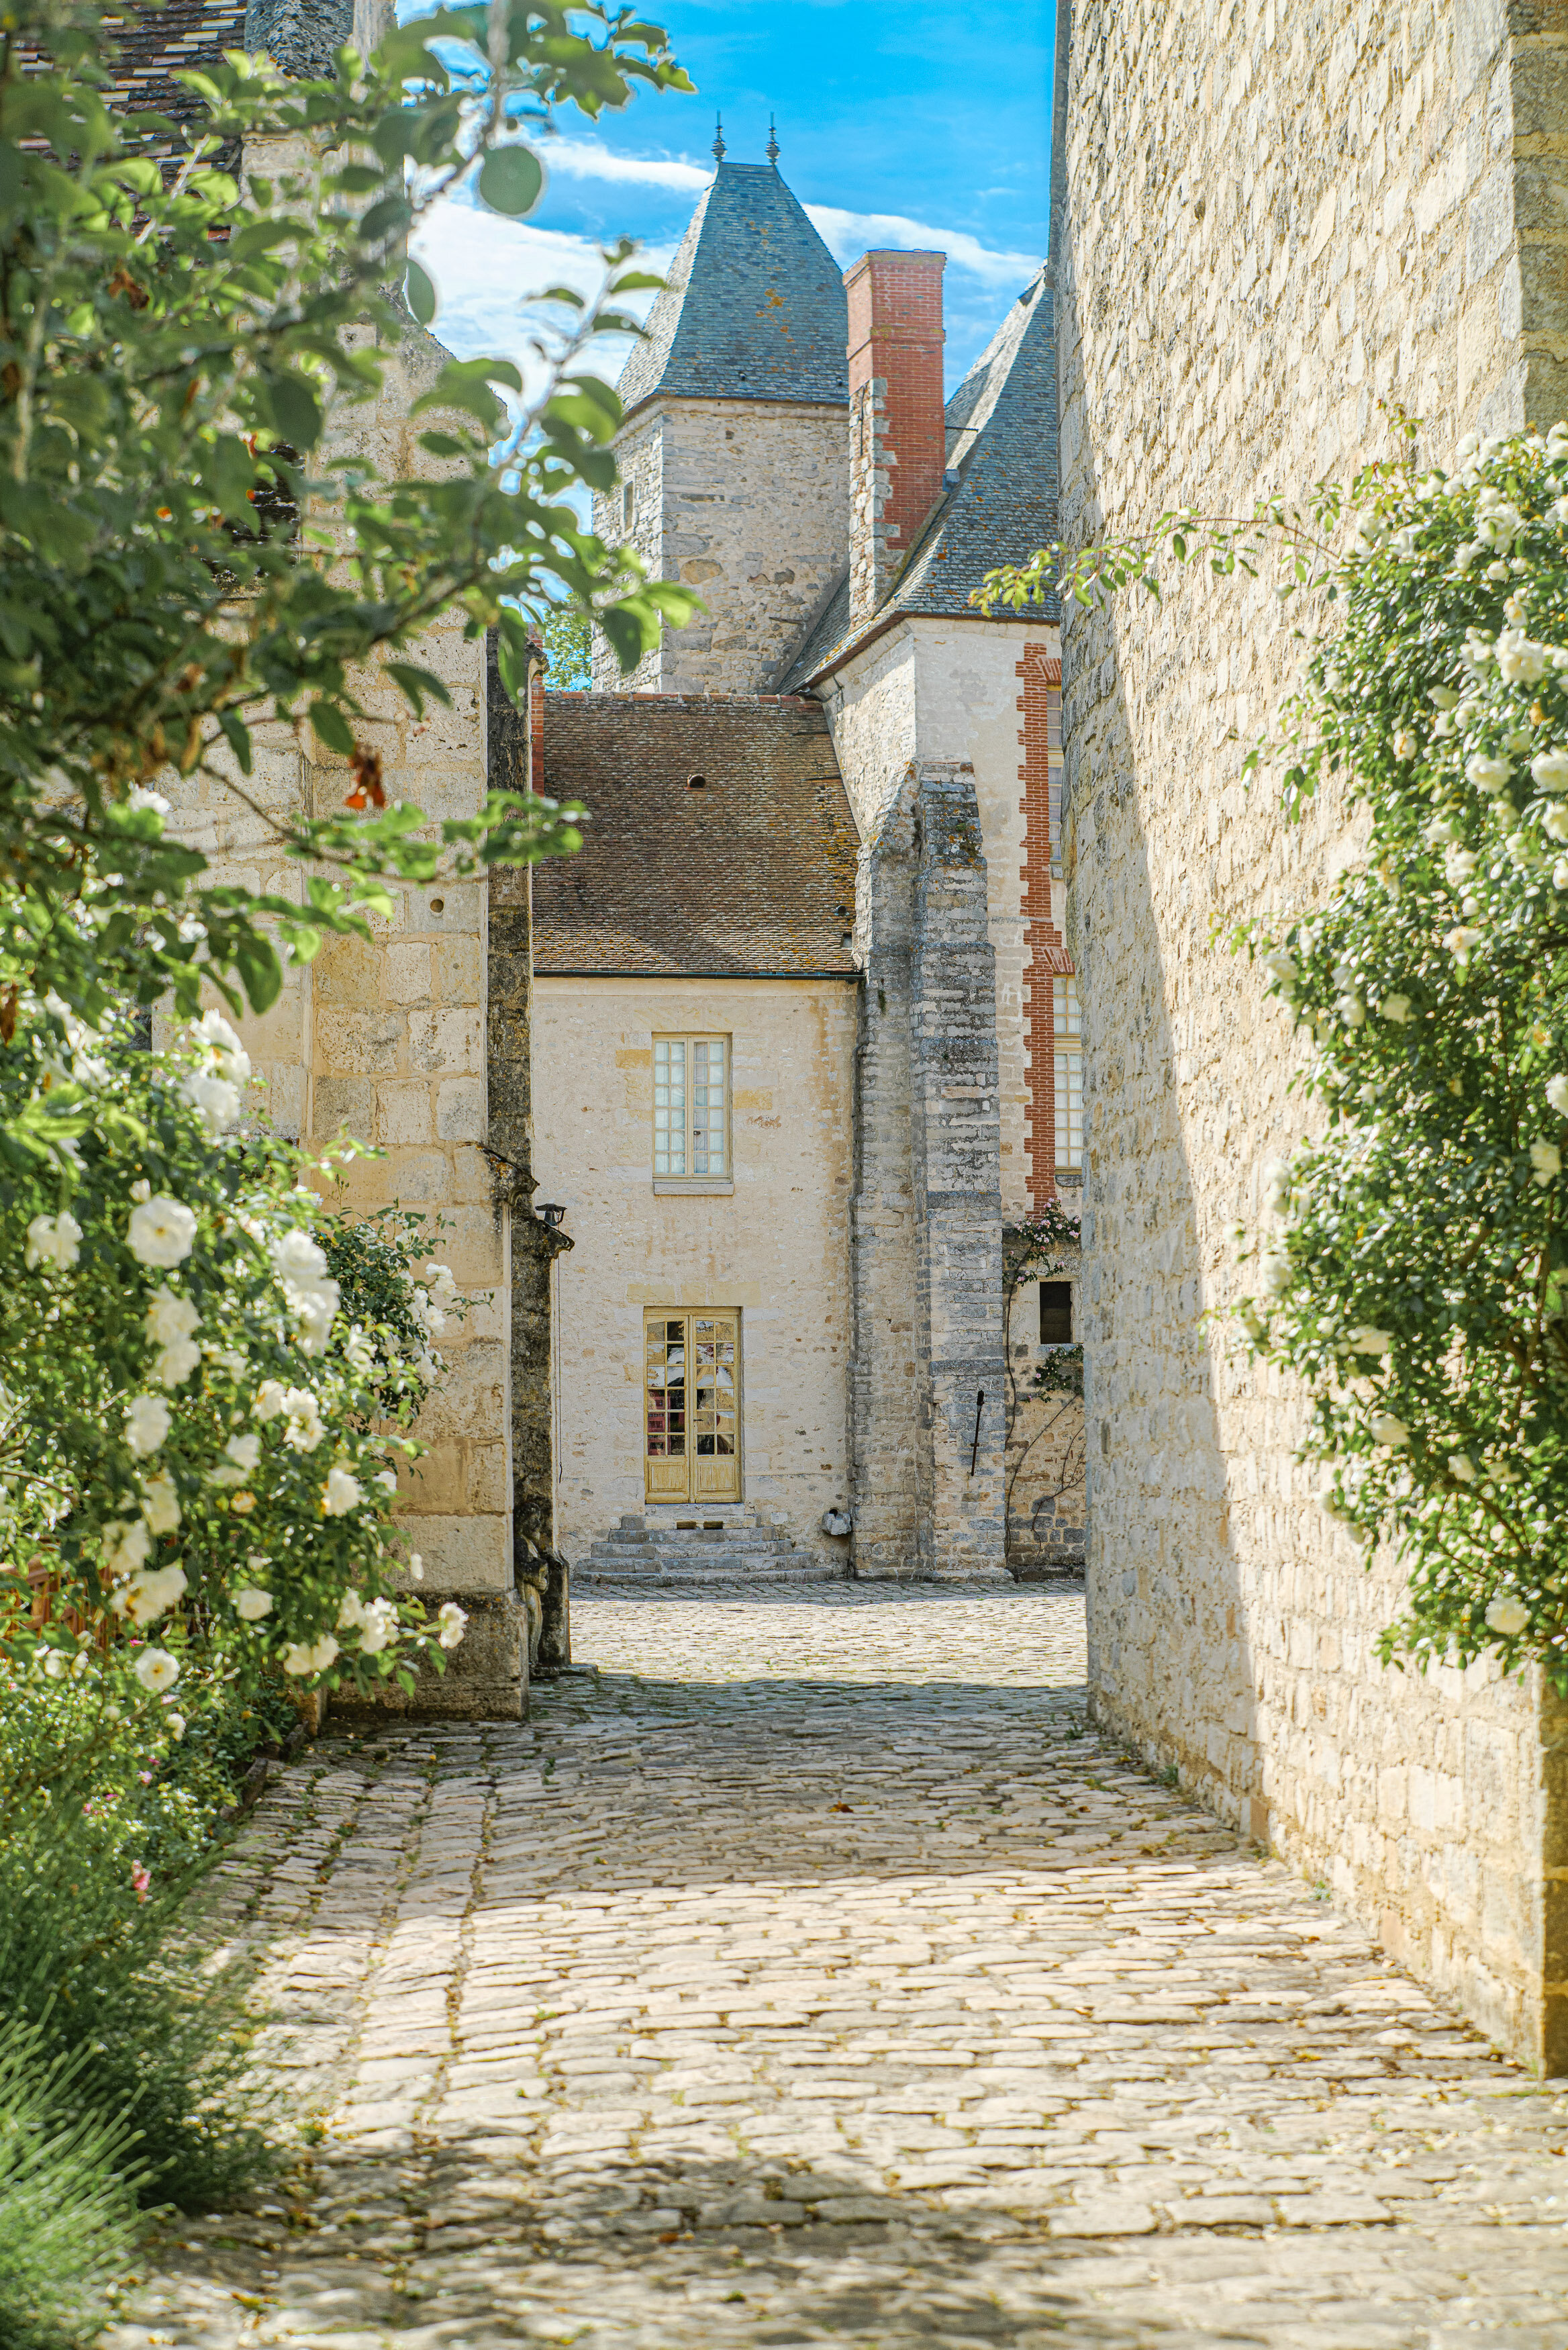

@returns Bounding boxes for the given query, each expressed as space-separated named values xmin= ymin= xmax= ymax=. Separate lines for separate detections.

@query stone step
xmin=587 ymin=1536 xmax=801 ymax=1561
xmin=585 ymin=1547 xmax=814 ymax=1576
xmin=576 ymin=1555 xmax=848 ymax=1586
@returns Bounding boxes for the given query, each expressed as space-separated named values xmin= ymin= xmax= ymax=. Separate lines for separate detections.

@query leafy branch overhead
xmin=0 ymin=0 xmax=697 ymax=1021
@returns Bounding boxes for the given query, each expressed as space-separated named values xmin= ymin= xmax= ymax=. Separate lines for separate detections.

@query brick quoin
xmin=844 ymin=250 xmax=946 ymax=620
xmin=1018 ymin=643 xmax=1069 ymax=1207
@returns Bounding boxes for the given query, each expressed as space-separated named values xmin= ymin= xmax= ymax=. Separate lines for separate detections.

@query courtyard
xmin=121 ymin=1587 xmax=1568 ymax=2349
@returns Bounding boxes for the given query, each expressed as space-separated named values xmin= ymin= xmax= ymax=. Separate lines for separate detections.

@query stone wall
xmin=530 ymin=974 xmax=858 ymax=1562
xmin=850 ymin=763 xmax=1008 ymax=1579
xmin=591 ymin=398 xmax=848 ymax=694
xmin=1057 ymin=0 xmax=1568 ymax=2069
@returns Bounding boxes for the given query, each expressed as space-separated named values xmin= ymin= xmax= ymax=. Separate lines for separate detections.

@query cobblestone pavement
xmin=118 ymin=1586 xmax=1568 ymax=2350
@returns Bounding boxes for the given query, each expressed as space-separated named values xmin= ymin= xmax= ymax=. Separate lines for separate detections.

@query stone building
xmin=1054 ymin=0 xmax=1568 ymax=2071
xmin=575 ymin=147 xmax=1085 ymax=1582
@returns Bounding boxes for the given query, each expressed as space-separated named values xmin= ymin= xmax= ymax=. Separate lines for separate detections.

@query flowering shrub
xmin=983 ymin=420 xmax=1568 ymax=1687
xmin=1 ymin=993 xmax=464 ymax=1698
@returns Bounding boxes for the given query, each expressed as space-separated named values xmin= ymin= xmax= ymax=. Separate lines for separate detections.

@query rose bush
xmin=1 ymin=985 xmax=462 ymax=1701
xmin=981 ymin=421 xmax=1568 ymax=1688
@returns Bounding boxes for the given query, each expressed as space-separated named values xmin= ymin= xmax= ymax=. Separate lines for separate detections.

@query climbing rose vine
xmin=981 ymin=421 xmax=1568 ymax=1688
xmin=1 ymin=993 xmax=462 ymax=1696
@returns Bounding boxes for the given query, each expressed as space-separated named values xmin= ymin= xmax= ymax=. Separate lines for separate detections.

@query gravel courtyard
xmin=115 ymin=1585 xmax=1568 ymax=2349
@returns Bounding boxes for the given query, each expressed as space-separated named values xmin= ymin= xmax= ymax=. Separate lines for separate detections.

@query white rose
xmin=140 ymin=1471 xmax=181 ymax=1536
xmin=102 ymin=1517 xmax=152 ymax=1578
xmin=152 ymin=1336 xmax=202 ymax=1389
xmin=144 ymin=1285 xmax=199 ymax=1348
xmin=436 ymin=1601 xmax=468 ymax=1650
xmin=1545 ymin=804 xmax=1568 ymax=843
xmin=181 ymin=1070 xmax=242 ymax=1137
xmin=134 ymin=1646 xmax=180 ymax=1693
xmin=25 ymin=1211 xmax=82 ymax=1272
xmin=424 ymin=1261 xmax=458 ymax=1306
xmin=283 ymin=1389 xmax=325 ymax=1452
xmin=254 ymin=1379 xmax=288 ymax=1421
xmin=336 ymin=1589 xmax=368 ymax=1630
xmin=1259 ymin=947 xmax=1298 ymax=990
xmin=1258 ymin=1248 xmax=1291 ymax=1298
xmin=1496 ymin=628 xmax=1548 ymax=684
xmin=1444 ymin=925 xmax=1484 ymax=964
xmin=283 ymin=1634 xmax=340 ymax=1677
xmin=1370 ymin=1411 xmax=1410 ymax=1448
xmin=124 ymin=1392 xmax=171 ymax=1458
xmin=1448 ymin=1454 xmax=1477 ymax=1484
xmin=121 ymin=1563 xmax=188 ymax=1626
xmin=357 ymin=1598 xmax=399 ymax=1656
xmin=1485 ymin=1595 xmax=1530 ymax=1638
xmin=193 ymin=1009 xmax=251 ymax=1085
xmin=1548 ymin=1075 xmax=1568 ymax=1115
xmin=1531 ymin=748 xmax=1568 ymax=795
xmin=324 ymin=1466 xmax=362 ymax=1517
xmin=373 ymin=1468 xmax=398 ymax=1495
xmin=234 ymin=1586 xmax=274 ymax=1621
xmin=127 ymin=1196 xmax=197 ymax=1270
xmin=210 ymin=1429 xmax=261 ymax=1487
xmin=1530 ymin=1139 xmax=1561 ymax=1186
xmin=1381 ymin=994 xmax=1412 ymax=1024
xmin=1349 ymin=1327 xmax=1393 ymax=1356
xmin=1465 ymin=754 xmax=1510 ymax=795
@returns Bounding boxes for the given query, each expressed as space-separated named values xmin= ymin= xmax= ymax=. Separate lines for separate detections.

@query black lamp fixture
xmin=536 ymin=1202 xmax=567 ymax=1228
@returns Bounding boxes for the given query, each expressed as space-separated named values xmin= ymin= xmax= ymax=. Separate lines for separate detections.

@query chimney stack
xmin=844 ymin=250 xmax=946 ymax=626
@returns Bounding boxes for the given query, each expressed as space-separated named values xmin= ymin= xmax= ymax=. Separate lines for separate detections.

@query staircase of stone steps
xmin=576 ymin=1511 xmax=849 ymax=1587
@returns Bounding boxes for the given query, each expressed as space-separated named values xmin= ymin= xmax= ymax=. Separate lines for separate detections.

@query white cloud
xmin=541 ymin=138 xmax=712 ymax=195
xmin=805 ymin=203 xmax=1040 ymax=289
xmin=408 ymin=204 xmax=670 ymax=394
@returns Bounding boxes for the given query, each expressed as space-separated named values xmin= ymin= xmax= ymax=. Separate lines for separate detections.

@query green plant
xmin=980 ymin=418 xmax=1568 ymax=1686
xmin=0 ymin=0 xmax=695 ymax=1022
xmin=1 ymin=992 xmax=463 ymax=1699
xmin=1001 ymin=1202 xmax=1085 ymax=1543
xmin=539 ymin=602 xmax=595 ymax=690
xmin=0 ymin=2014 xmax=143 ymax=2350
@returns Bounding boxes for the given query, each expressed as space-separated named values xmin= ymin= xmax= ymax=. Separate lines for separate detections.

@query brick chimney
xmin=844 ymin=250 xmax=946 ymax=626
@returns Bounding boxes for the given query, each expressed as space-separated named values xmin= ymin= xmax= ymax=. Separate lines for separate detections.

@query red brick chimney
xmin=844 ymin=250 xmax=947 ymax=626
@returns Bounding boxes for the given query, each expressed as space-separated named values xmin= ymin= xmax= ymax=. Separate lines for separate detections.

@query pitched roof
xmin=777 ymin=266 xmax=1059 ymax=689
xmin=617 ymin=163 xmax=849 ymax=419
xmin=526 ymin=696 xmax=860 ymax=978
xmin=95 ymin=1 xmax=249 ymax=126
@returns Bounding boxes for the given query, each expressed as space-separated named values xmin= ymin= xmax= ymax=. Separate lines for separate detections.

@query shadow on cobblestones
xmin=115 ymin=1588 xmax=1568 ymax=2350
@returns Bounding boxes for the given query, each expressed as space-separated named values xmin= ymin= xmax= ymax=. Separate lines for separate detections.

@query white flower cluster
xmin=268 ymin=1226 xmax=341 ymax=1355
xmin=179 ymin=1008 xmax=252 ymax=1138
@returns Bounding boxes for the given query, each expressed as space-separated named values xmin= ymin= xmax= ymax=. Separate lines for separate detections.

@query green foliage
xmin=0 ymin=0 xmax=697 ymax=1021
xmin=986 ymin=418 xmax=1568 ymax=1685
xmin=0 ymin=2014 xmax=142 ymax=2350
xmin=538 ymin=600 xmax=594 ymax=689
xmin=0 ymin=992 xmax=464 ymax=1697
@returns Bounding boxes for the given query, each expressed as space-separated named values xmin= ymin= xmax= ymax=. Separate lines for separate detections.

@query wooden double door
xmin=644 ymin=1310 xmax=740 ymax=1503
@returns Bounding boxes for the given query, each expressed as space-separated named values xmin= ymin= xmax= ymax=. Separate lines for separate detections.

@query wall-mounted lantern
xmin=536 ymin=1202 xmax=567 ymax=1229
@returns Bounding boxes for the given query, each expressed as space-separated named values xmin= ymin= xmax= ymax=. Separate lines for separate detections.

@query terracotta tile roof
xmin=526 ymin=695 xmax=861 ymax=978
xmin=618 ymin=162 xmax=849 ymax=419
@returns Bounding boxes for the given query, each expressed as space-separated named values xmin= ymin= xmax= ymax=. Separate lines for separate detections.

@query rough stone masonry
xmin=1056 ymin=0 xmax=1568 ymax=2073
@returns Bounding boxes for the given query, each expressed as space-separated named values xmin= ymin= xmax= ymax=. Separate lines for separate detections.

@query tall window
xmin=1053 ymin=975 xmax=1083 ymax=1172
xmin=652 ymin=1036 xmax=728 ymax=1182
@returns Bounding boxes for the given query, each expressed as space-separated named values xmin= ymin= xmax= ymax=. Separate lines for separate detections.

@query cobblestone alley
xmin=125 ymin=1587 xmax=1568 ymax=2349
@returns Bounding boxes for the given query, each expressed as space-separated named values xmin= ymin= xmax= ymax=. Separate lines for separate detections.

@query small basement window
xmin=687 ymin=773 xmax=707 ymax=790
xmin=1040 ymin=1281 xmax=1073 ymax=1345
xmin=622 ymin=482 xmax=635 ymax=530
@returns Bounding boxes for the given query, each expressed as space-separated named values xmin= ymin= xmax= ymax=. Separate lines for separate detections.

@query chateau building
xmin=540 ymin=146 xmax=1081 ymax=1583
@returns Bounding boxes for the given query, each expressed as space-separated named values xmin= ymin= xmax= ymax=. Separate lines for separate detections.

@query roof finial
xmin=712 ymin=113 xmax=726 ymax=163
xmin=766 ymin=113 xmax=779 ymax=166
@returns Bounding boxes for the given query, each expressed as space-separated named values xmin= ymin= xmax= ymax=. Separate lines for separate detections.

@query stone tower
xmin=591 ymin=150 xmax=850 ymax=693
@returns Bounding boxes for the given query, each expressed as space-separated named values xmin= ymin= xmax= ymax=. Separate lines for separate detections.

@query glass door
xmin=644 ymin=1311 xmax=740 ymax=1502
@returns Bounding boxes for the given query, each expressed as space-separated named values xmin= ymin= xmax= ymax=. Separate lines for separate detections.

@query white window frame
xmin=1053 ymin=974 xmax=1083 ymax=1174
xmin=652 ymin=1034 xmax=733 ymax=1193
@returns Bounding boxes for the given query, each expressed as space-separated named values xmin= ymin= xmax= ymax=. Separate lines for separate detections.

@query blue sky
xmin=405 ymin=1 xmax=1054 ymax=402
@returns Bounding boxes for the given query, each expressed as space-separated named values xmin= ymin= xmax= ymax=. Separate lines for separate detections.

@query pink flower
xmin=131 ymin=1863 xmax=150 ymax=1903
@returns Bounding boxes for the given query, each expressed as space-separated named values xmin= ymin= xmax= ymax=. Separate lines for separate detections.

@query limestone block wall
xmin=592 ymin=398 xmax=849 ymax=694
xmin=1058 ymin=0 xmax=1568 ymax=2067
xmin=850 ymin=763 xmax=1008 ymax=1579
xmin=821 ymin=614 xmax=1063 ymax=1227
xmin=530 ymin=976 xmax=857 ymax=1560
xmin=162 ymin=318 xmax=513 ymax=1695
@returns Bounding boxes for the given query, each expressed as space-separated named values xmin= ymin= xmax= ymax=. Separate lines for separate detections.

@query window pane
xmin=1040 ymin=1281 xmax=1073 ymax=1344
xmin=646 ymin=1317 xmax=687 ymax=1458
xmin=692 ymin=1037 xmax=726 ymax=1175
xmin=653 ymin=1038 xmax=686 ymax=1176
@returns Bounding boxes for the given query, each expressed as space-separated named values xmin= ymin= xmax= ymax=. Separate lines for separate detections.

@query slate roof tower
xmin=591 ymin=148 xmax=851 ymax=693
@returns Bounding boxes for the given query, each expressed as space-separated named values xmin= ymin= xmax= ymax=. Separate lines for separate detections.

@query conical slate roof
xmin=618 ymin=162 xmax=849 ymax=417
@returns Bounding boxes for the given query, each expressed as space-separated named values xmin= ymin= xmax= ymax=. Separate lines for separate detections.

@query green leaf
xmin=309 ymin=702 xmax=356 ymax=756
xmin=259 ymin=370 xmax=323 ymax=451
xmin=477 ymin=143 xmax=544 ymax=218
xmin=405 ymin=260 xmax=438 ymax=328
